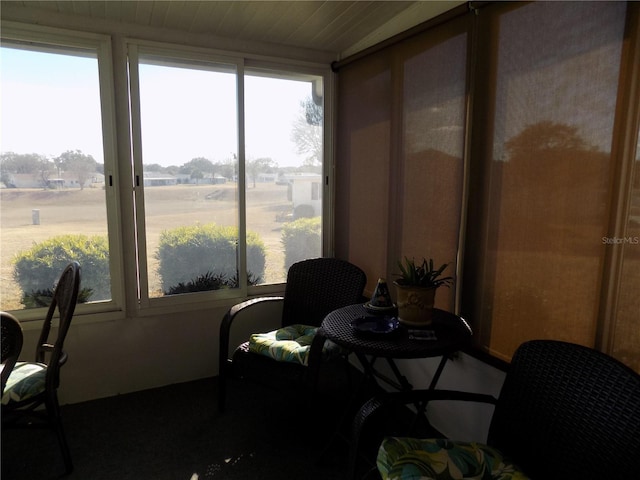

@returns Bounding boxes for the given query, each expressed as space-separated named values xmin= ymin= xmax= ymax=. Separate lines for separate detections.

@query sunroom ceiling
xmin=0 ymin=1 xmax=464 ymax=59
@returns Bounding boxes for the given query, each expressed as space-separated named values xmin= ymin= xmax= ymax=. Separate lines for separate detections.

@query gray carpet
xmin=2 ymin=375 xmax=360 ymax=480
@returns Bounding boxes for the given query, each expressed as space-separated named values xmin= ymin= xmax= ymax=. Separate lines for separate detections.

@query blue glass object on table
xmin=364 ymin=277 xmax=396 ymax=314
xmin=350 ymin=315 xmax=400 ymax=335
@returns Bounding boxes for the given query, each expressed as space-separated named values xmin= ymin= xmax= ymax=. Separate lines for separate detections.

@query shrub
xmin=293 ymin=203 xmax=315 ymax=219
xmin=13 ymin=234 xmax=110 ymax=305
xmin=21 ymin=287 xmax=94 ymax=308
xmin=165 ymin=271 xmax=227 ymax=295
xmin=156 ymin=223 xmax=266 ymax=293
xmin=281 ymin=216 xmax=321 ymax=270
xmin=165 ymin=270 xmax=261 ymax=295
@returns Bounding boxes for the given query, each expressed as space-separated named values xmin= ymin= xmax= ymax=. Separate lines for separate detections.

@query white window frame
xmin=1 ymin=23 xmax=333 ymax=321
xmin=1 ymin=22 xmax=124 ymax=323
xmin=126 ymin=39 xmax=334 ymax=315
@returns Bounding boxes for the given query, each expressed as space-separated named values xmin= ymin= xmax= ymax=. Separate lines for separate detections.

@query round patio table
xmin=319 ymin=303 xmax=472 ymax=390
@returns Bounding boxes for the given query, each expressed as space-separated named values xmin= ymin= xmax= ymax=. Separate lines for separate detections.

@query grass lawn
xmin=1 ymin=183 xmax=294 ymax=310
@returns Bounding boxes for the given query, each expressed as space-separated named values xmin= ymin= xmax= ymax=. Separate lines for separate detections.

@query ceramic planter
xmin=393 ymin=282 xmax=437 ymax=326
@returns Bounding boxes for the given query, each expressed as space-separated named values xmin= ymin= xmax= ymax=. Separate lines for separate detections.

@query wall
xmin=18 ymin=299 xmax=285 ymax=405
xmin=352 ymin=330 xmax=505 ymax=441
xmin=393 ymin=354 xmax=505 ymax=441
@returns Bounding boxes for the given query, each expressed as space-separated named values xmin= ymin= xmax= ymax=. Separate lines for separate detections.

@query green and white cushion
xmin=378 ymin=437 xmax=530 ymax=480
xmin=1 ymin=362 xmax=47 ymax=406
xmin=248 ymin=324 xmax=343 ymax=366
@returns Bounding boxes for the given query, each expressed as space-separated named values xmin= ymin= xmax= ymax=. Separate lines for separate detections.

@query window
xmin=0 ymin=28 xmax=328 ymax=317
xmin=0 ymin=26 xmax=120 ymax=317
xmin=129 ymin=45 xmax=326 ymax=307
xmin=129 ymin=48 xmax=241 ymax=303
xmin=244 ymin=71 xmax=324 ymax=282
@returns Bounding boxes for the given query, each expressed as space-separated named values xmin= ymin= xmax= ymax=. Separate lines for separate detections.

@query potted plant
xmin=393 ymin=257 xmax=453 ymax=326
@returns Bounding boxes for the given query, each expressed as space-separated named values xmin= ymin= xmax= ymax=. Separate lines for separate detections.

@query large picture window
xmin=128 ymin=45 xmax=326 ymax=307
xmin=244 ymin=71 xmax=323 ymax=282
xmin=0 ymin=28 xmax=328 ymax=318
xmin=129 ymin=49 xmax=241 ymax=302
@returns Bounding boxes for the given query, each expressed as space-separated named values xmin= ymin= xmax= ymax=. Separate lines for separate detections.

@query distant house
xmin=3 ymin=172 xmax=105 ymax=189
xmin=48 ymin=178 xmax=65 ymax=188
xmin=142 ymin=172 xmax=178 ymax=186
xmin=284 ymin=173 xmax=322 ymax=217
xmin=205 ymin=173 xmax=227 ymax=184
xmin=2 ymin=173 xmax=45 ymax=188
xmin=256 ymin=173 xmax=278 ymax=183
xmin=173 ymin=173 xmax=227 ymax=185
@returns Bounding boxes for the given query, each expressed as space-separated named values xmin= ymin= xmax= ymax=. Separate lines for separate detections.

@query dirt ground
xmin=0 ymin=183 xmax=293 ymax=310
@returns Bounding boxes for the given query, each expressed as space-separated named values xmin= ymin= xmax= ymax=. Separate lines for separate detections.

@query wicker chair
xmin=1 ymin=311 xmax=24 ymax=396
xmin=218 ymin=257 xmax=366 ymax=412
xmin=2 ymin=262 xmax=81 ymax=474
xmin=349 ymin=339 xmax=640 ymax=480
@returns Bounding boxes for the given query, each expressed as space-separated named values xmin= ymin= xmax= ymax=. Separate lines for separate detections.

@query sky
xmin=1 ymin=45 xmax=316 ymax=168
xmin=1 ymin=48 xmax=105 ymax=162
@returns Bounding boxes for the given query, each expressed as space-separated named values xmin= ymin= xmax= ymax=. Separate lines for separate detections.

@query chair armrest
xmin=35 ymin=343 xmax=55 ymax=363
xmin=218 ymin=296 xmax=284 ymax=370
xmin=349 ymin=389 xmax=497 ymax=480
xmin=217 ymin=296 xmax=284 ymax=413
xmin=306 ymin=327 xmax=328 ymax=388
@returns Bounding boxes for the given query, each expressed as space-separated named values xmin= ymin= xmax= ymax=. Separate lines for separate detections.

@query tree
xmin=505 ymin=121 xmax=592 ymax=160
xmin=145 ymin=163 xmax=166 ymax=172
xmin=165 ymin=165 xmax=180 ymax=175
xmin=1 ymin=152 xmax=50 ymax=187
xmin=191 ymin=169 xmax=204 ymax=184
xmin=37 ymin=157 xmax=54 ymax=187
xmin=56 ymin=150 xmax=98 ymax=189
xmin=291 ymin=96 xmax=323 ymax=166
xmin=0 ymin=152 xmax=48 ymax=174
xmin=180 ymin=157 xmax=214 ymax=175
xmin=246 ymin=157 xmax=275 ymax=187
xmin=215 ymin=158 xmax=236 ymax=180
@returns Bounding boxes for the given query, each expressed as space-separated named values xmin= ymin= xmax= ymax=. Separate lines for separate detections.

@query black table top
xmin=320 ymin=304 xmax=472 ymax=359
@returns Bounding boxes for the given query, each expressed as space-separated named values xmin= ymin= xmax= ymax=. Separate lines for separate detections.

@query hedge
xmin=281 ymin=216 xmax=321 ymax=270
xmin=156 ymin=223 xmax=266 ymax=293
xmin=13 ymin=234 xmax=110 ymax=305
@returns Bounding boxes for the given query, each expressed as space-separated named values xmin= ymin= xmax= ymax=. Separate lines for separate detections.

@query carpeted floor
xmin=2 ymin=374 xmax=370 ymax=480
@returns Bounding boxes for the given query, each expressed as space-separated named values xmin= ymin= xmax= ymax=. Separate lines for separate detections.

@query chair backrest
xmin=488 ymin=340 xmax=640 ymax=480
xmin=36 ymin=262 xmax=81 ymax=392
xmin=281 ymin=258 xmax=366 ymax=328
xmin=1 ymin=311 xmax=24 ymax=395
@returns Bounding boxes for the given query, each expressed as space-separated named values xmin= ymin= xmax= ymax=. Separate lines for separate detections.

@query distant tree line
xmin=1 ymin=95 xmax=323 ymax=188
xmin=0 ymin=150 xmax=100 ymax=189
xmin=1 ymin=151 xmax=320 ymax=189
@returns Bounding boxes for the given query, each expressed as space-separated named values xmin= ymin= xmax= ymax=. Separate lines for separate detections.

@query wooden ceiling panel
xmin=0 ymin=1 xmax=463 ymax=58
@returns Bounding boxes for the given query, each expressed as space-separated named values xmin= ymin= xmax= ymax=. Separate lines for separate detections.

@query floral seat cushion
xmin=248 ymin=324 xmax=344 ymax=366
xmin=377 ymin=437 xmax=530 ymax=480
xmin=1 ymin=362 xmax=47 ymax=406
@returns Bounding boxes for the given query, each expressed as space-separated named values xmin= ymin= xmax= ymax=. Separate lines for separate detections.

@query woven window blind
xmin=335 ymin=1 xmax=640 ymax=369
xmin=335 ymin=17 xmax=468 ymax=315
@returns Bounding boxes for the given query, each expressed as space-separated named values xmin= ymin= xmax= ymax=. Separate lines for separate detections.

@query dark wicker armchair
xmin=2 ymin=262 xmax=81 ymax=475
xmin=350 ymin=339 xmax=640 ymax=480
xmin=218 ymin=257 xmax=366 ymax=412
